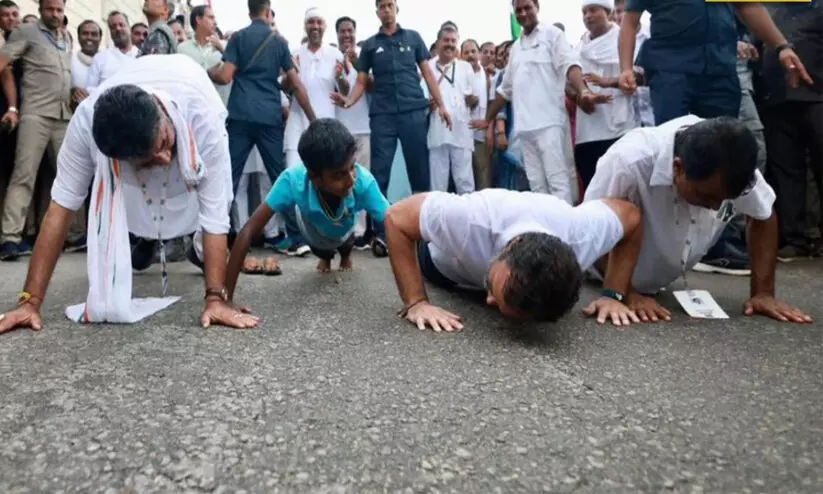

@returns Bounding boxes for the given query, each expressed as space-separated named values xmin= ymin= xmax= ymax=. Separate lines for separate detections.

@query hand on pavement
xmin=583 ymin=297 xmax=640 ymax=327
xmin=0 ymin=303 xmax=43 ymax=335
xmin=404 ymin=301 xmax=463 ymax=333
xmin=200 ymin=300 xmax=260 ymax=329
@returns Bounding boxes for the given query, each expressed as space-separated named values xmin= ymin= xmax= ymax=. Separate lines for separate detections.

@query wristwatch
xmin=205 ymin=287 xmax=227 ymax=302
xmin=7 ymin=106 xmax=17 ymax=113
xmin=775 ymin=43 xmax=794 ymax=56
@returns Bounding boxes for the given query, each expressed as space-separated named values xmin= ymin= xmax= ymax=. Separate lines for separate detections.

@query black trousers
xmin=416 ymin=241 xmax=456 ymax=289
xmin=762 ymin=102 xmax=823 ymax=248
xmin=574 ymin=137 xmax=620 ymax=193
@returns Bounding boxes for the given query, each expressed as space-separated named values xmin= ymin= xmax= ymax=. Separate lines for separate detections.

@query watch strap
xmin=600 ymin=289 xmax=625 ymax=303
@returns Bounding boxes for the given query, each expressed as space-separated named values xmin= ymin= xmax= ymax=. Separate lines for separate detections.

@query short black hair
xmin=297 ymin=118 xmax=357 ymax=175
xmin=131 ymin=22 xmax=148 ymax=30
xmin=0 ymin=1 xmax=19 ymax=10
xmin=480 ymin=41 xmax=495 ymax=51
xmin=335 ymin=16 xmax=355 ymax=32
xmin=497 ymin=232 xmax=583 ymax=322
xmin=190 ymin=5 xmax=207 ymax=31
xmin=92 ymin=84 xmax=161 ymax=160
xmin=248 ymin=0 xmax=269 ymax=17
xmin=440 ymin=20 xmax=458 ymax=31
xmin=674 ymin=117 xmax=757 ymax=197
xmin=107 ymin=10 xmax=128 ymax=24
xmin=461 ymin=38 xmax=479 ymax=50
xmin=437 ymin=24 xmax=457 ymax=41
xmin=77 ymin=19 xmax=101 ymax=37
xmin=167 ymin=15 xmax=183 ymax=27
xmin=429 ymin=41 xmax=437 ymax=53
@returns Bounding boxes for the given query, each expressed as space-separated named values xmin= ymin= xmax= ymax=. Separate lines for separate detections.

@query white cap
xmin=304 ymin=7 xmax=324 ymax=22
xmin=583 ymin=0 xmax=614 ymax=10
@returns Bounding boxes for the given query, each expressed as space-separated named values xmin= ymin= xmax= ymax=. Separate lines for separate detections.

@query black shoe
xmin=64 ymin=236 xmax=87 ymax=253
xmin=777 ymin=244 xmax=813 ymax=263
xmin=372 ymin=237 xmax=388 ymax=258
xmin=692 ymin=256 xmax=751 ymax=276
xmin=353 ymin=235 xmax=372 ymax=251
xmin=0 ymin=241 xmax=20 ymax=261
xmin=186 ymin=243 xmax=204 ymax=270
xmin=131 ymin=238 xmax=157 ymax=271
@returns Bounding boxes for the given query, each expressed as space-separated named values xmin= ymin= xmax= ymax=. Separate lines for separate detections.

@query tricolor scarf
xmin=65 ymin=88 xmax=206 ymax=323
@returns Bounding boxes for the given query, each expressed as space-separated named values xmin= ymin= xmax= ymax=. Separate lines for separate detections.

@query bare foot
xmin=338 ymin=254 xmax=353 ymax=271
xmin=316 ymin=259 xmax=332 ymax=273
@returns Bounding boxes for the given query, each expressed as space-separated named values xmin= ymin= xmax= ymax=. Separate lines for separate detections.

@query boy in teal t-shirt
xmin=226 ymin=119 xmax=391 ymax=299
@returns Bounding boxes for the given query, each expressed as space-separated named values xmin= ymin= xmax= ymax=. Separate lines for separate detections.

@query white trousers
xmin=353 ymin=134 xmax=371 ymax=237
xmin=429 ymin=144 xmax=474 ymax=194
xmin=519 ymin=126 xmax=573 ymax=203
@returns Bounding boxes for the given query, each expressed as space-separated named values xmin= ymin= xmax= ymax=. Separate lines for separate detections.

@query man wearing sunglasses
xmin=584 ymin=115 xmax=812 ymax=324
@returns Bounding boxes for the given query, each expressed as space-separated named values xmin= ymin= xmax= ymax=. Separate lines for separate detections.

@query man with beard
xmin=86 ymin=11 xmax=138 ymax=92
xmin=70 ymin=20 xmax=101 ymax=105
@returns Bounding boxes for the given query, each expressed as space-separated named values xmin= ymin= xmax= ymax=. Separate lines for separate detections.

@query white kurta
xmin=52 ymin=54 xmax=233 ymax=241
xmin=284 ymin=44 xmax=343 ymax=158
xmin=85 ymin=45 xmax=140 ymax=92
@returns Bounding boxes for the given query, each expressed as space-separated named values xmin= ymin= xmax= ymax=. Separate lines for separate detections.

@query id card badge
xmin=672 ymin=290 xmax=729 ymax=319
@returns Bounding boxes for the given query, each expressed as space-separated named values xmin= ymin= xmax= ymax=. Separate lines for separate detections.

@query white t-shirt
xmin=419 ymin=189 xmax=625 ymax=289
xmin=584 ymin=115 xmax=776 ymax=293
xmin=335 ymin=49 xmax=370 ymax=136
xmin=427 ymin=58 xmax=475 ymax=150
xmin=52 ymin=54 xmax=232 ymax=239
xmin=284 ymin=44 xmax=344 ymax=151
xmin=573 ymin=24 xmax=636 ymax=145
xmin=86 ymin=45 xmax=140 ymax=92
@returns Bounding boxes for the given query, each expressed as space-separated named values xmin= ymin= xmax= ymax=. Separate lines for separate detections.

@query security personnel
xmin=332 ymin=0 xmax=451 ymax=201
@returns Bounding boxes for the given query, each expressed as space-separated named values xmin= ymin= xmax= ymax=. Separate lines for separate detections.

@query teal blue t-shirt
xmin=265 ymin=163 xmax=390 ymax=241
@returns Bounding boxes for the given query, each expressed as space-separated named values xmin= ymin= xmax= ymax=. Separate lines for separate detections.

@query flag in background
xmin=510 ymin=6 xmax=521 ymax=39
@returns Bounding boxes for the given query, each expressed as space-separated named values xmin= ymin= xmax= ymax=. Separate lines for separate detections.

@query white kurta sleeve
xmin=191 ymin=103 xmax=232 ymax=235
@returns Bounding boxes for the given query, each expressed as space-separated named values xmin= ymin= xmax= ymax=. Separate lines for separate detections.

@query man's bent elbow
xmin=604 ymin=199 xmax=642 ymax=235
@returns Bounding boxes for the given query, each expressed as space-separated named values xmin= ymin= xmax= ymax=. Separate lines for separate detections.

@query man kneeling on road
xmin=384 ymin=189 xmax=644 ymax=332
xmin=584 ymin=115 xmax=812 ymax=323
xmin=0 ymin=54 xmax=260 ymax=335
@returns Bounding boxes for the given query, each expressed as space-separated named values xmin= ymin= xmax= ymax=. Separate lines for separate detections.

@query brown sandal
xmin=242 ymin=256 xmax=265 ymax=275
xmin=262 ymin=256 xmax=282 ymax=276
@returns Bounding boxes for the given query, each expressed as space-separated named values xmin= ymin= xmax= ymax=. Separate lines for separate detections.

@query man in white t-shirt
xmin=283 ymin=7 xmax=347 ymax=168
xmin=427 ymin=25 xmax=476 ymax=194
xmin=384 ymin=189 xmax=644 ymax=332
xmin=85 ymin=11 xmax=139 ymax=93
xmin=462 ymin=39 xmax=492 ymax=190
xmin=584 ymin=115 xmax=812 ymax=323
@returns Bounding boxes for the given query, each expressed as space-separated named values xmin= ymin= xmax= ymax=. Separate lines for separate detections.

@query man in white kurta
xmin=484 ymin=0 xmax=602 ymax=203
xmin=0 ymin=54 xmax=259 ymax=334
xmin=85 ymin=11 xmax=139 ymax=93
xmin=284 ymin=8 xmax=346 ymax=167
xmin=427 ymin=26 xmax=476 ymax=194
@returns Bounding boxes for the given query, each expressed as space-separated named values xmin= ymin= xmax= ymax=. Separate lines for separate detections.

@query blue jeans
xmin=226 ymin=118 xmax=304 ymax=244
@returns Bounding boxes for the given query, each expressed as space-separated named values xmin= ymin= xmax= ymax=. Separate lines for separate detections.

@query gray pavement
xmin=1 ymin=252 xmax=821 ymax=493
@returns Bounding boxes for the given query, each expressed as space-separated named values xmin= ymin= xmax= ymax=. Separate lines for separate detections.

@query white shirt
xmin=284 ymin=44 xmax=344 ymax=151
xmin=468 ymin=65 xmax=488 ymax=142
xmin=574 ymin=24 xmax=637 ymax=144
xmin=335 ymin=49 xmax=370 ymax=136
xmin=427 ymin=58 xmax=475 ymax=150
xmin=419 ymin=189 xmax=625 ymax=289
xmin=497 ymin=23 xmax=580 ymax=134
xmin=584 ymin=115 xmax=776 ymax=294
xmin=71 ymin=52 xmax=93 ymax=88
xmin=52 ymin=54 xmax=232 ymax=239
xmin=86 ymin=45 xmax=140 ymax=92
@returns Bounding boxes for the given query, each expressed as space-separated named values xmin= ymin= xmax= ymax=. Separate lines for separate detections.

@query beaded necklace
xmin=138 ymin=166 xmax=171 ymax=296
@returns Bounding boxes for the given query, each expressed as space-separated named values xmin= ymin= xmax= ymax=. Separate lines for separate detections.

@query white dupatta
xmin=577 ymin=24 xmax=633 ymax=133
xmin=65 ymin=88 xmax=206 ymax=323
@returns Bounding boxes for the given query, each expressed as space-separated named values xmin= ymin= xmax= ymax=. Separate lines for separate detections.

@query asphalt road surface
xmin=1 ymin=252 xmax=821 ymax=493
